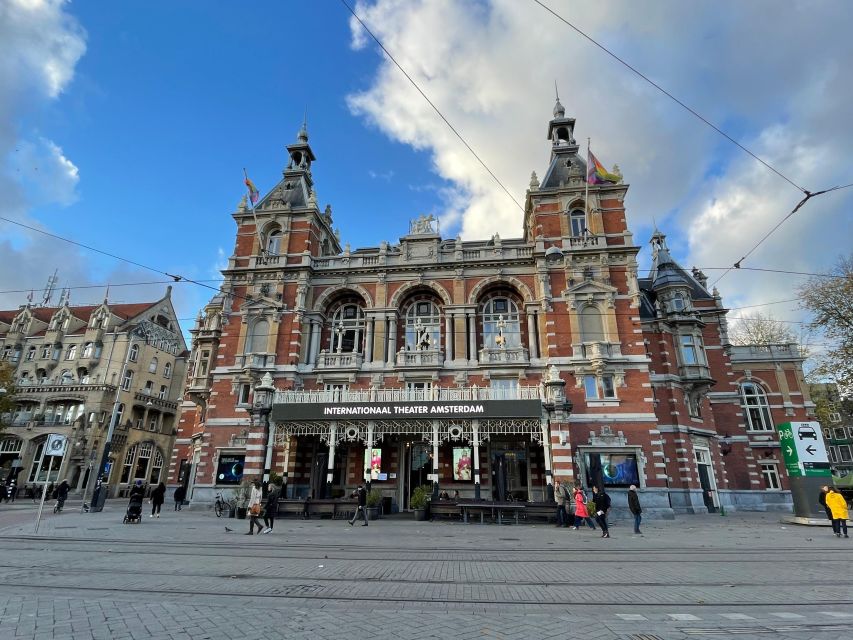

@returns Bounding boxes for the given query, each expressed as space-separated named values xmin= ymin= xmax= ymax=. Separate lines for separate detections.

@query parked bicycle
xmin=213 ymin=491 xmax=232 ymax=517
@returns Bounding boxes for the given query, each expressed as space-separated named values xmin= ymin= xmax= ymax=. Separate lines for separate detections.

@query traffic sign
xmin=777 ymin=421 xmax=831 ymax=478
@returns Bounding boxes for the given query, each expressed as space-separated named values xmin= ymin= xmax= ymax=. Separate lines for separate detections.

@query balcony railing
xmin=235 ymin=353 xmax=275 ymax=370
xmin=274 ymin=385 xmax=543 ymax=405
xmin=396 ymin=348 xmax=444 ymax=368
xmin=478 ymin=346 xmax=529 ymax=364
xmin=568 ymin=235 xmax=603 ymax=248
xmin=133 ymin=391 xmax=178 ymax=412
xmin=13 ymin=382 xmax=117 ymax=395
xmin=315 ymin=351 xmax=364 ymax=369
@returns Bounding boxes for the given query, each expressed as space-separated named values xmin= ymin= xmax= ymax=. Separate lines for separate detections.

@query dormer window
xmin=266 ymin=229 xmax=282 ymax=255
xmin=672 ymin=293 xmax=686 ymax=312
xmin=570 ymin=209 xmax=586 ymax=237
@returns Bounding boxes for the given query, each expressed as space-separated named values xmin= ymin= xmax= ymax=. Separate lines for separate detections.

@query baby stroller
xmin=123 ymin=494 xmax=143 ymax=524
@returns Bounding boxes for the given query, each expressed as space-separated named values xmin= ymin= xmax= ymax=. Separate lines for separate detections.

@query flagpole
xmin=585 ymin=138 xmax=591 ymax=222
xmin=243 ymin=168 xmax=265 ymax=256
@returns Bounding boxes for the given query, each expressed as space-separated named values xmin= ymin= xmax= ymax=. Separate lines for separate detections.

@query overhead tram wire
xmin=0 ymin=215 xmax=270 ymax=312
xmin=339 ymin=0 xmax=525 ymax=215
xmin=531 ymin=0 xmax=853 ymax=280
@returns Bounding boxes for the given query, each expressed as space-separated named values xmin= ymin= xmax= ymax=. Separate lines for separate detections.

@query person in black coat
xmin=628 ymin=485 xmax=642 ymax=535
xmin=150 ymin=482 xmax=166 ymax=518
xmin=592 ymin=485 xmax=611 ymax=538
xmin=262 ymin=483 xmax=280 ymax=534
xmin=348 ymin=484 xmax=369 ymax=527
xmin=173 ymin=485 xmax=186 ymax=511
xmin=129 ymin=479 xmax=145 ymax=499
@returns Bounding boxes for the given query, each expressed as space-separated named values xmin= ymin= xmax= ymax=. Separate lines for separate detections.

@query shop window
xmin=584 ymin=452 xmax=639 ymax=488
xmin=839 ymin=445 xmax=852 ymax=462
xmin=740 ymin=382 xmax=773 ymax=431
xmin=760 ymin=463 xmax=781 ymax=490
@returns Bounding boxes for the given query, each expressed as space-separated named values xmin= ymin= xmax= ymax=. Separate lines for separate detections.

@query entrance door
xmin=492 ymin=454 xmax=508 ymax=501
xmin=311 ymin=452 xmax=327 ymax=499
xmin=695 ymin=448 xmax=718 ymax=513
xmin=491 ymin=443 xmax=529 ymax=501
xmin=402 ymin=442 xmax=430 ymax=510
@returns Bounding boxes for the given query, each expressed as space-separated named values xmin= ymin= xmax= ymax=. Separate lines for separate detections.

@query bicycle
xmin=213 ymin=492 xmax=232 ymax=517
xmin=53 ymin=497 xmax=65 ymax=514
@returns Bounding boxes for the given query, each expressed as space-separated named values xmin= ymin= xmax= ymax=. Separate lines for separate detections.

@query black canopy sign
xmin=272 ymin=399 xmax=542 ymax=421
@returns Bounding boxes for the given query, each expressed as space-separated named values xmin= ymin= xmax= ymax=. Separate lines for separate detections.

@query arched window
xmin=129 ymin=344 xmax=139 ymax=362
xmin=121 ymin=369 xmax=134 ymax=391
xmin=134 ymin=443 xmax=153 ymax=480
xmin=149 ymin=450 xmax=164 ymax=484
xmin=266 ymin=229 xmax=282 ymax=255
xmin=570 ymin=209 xmax=587 ymax=237
xmin=245 ymin=319 xmax=269 ymax=353
xmin=481 ymin=297 xmax=521 ymax=348
xmin=164 ymin=362 xmax=172 ymax=378
xmin=115 ymin=403 xmax=125 ymax=427
xmin=405 ymin=300 xmax=441 ymax=350
xmin=26 ymin=346 xmax=36 ymax=361
xmin=82 ymin=342 xmax=93 ymax=358
xmin=579 ymin=306 xmax=606 ymax=343
xmin=148 ymin=357 xmax=158 ymax=374
xmin=740 ymin=382 xmax=773 ymax=431
xmin=120 ymin=444 xmax=136 ymax=483
xmin=65 ymin=344 xmax=77 ymax=360
xmin=60 ymin=369 xmax=74 ymax=384
xmin=328 ymin=303 xmax=366 ymax=353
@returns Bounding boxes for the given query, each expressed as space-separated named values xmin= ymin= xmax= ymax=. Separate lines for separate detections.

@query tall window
xmin=115 ymin=403 xmax=125 ymax=428
xmin=164 ymin=362 xmax=172 ymax=378
xmin=65 ymin=344 xmax=77 ymax=360
xmin=579 ymin=305 xmax=606 ymax=343
xmin=134 ymin=443 xmax=153 ymax=480
xmin=245 ymin=320 xmax=269 ymax=353
xmin=584 ymin=374 xmax=617 ymax=400
xmin=158 ymin=385 xmax=167 ymax=399
xmin=490 ymin=378 xmax=519 ymax=399
xmin=148 ymin=357 xmax=158 ymax=374
xmin=82 ymin=342 xmax=93 ymax=358
xmin=570 ymin=209 xmax=586 ymax=236
xmin=672 ymin=293 xmax=686 ymax=312
xmin=129 ymin=344 xmax=139 ymax=362
xmin=760 ymin=463 xmax=780 ymax=490
xmin=26 ymin=347 xmax=36 ymax=361
xmin=740 ymin=381 xmax=773 ymax=431
xmin=28 ymin=441 xmax=61 ymax=483
xmin=143 ymin=380 xmax=154 ymax=395
xmin=266 ymin=229 xmax=282 ymax=255
xmin=41 ymin=344 xmax=51 ymax=359
xmin=329 ymin=303 xmax=366 ymax=353
xmin=196 ymin=350 xmax=210 ymax=377
xmin=121 ymin=445 xmax=136 ymax=483
xmin=60 ymin=370 xmax=74 ymax=384
xmin=121 ymin=369 xmax=134 ymax=391
xmin=482 ymin=297 xmax=521 ymax=349
xmin=680 ymin=334 xmax=704 ymax=365
xmin=149 ymin=450 xmax=163 ymax=484
xmin=405 ymin=301 xmax=441 ymax=350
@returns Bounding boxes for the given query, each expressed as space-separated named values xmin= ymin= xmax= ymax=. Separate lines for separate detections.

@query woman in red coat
xmin=572 ymin=486 xmax=596 ymax=530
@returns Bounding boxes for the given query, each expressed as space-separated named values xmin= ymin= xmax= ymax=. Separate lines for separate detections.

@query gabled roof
xmin=0 ymin=301 xmax=160 ymax=325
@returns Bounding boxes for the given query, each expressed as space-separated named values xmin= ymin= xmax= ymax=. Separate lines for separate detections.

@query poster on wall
xmin=453 ymin=447 xmax=472 ymax=481
xmin=365 ymin=448 xmax=382 ymax=480
xmin=585 ymin=453 xmax=639 ymax=487
xmin=216 ymin=455 xmax=245 ymax=485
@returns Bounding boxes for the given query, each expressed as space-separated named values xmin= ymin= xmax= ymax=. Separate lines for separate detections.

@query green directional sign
xmin=777 ymin=421 xmax=831 ymax=478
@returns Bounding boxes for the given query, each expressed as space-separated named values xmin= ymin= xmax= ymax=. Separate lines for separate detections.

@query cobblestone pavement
xmin=0 ymin=500 xmax=850 ymax=639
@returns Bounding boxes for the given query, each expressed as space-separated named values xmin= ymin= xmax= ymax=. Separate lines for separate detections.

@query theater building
xmin=170 ymin=101 xmax=813 ymax=514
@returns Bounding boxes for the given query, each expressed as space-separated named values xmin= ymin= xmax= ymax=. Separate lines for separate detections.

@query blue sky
xmin=2 ymin=0 xmax=851 ymax=344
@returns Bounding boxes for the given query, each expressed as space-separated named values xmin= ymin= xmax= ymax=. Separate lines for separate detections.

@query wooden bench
xmin=276 ymin=499 xmax=308 ymax=518
xmin=429 ymin=501 xmax=461 ymax=521
xmin=524 ymin=502 xmax=557 ymax=523
xmin=458 ymin=501 xmax=525 ymax=525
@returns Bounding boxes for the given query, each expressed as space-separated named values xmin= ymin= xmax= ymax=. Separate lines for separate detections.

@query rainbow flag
xmin=243 ymin=170 xmax=259 ymax=205
xmin=587 ymin=150 xmax=620 ymax=184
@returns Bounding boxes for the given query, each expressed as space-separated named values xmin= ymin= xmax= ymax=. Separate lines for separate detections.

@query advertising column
xmin=777 ymin=421 xmax=832 ymax=519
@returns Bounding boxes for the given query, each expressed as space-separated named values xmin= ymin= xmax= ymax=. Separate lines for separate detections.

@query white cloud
xmin=15 ymin=138 xmax=80 ymax=206
xmin=346 ymin=0 xmax=853 ymax=319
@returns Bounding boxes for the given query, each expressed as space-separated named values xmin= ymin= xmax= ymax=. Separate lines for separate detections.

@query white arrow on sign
xmin=786 ymin=446 xmax=793 ymax=456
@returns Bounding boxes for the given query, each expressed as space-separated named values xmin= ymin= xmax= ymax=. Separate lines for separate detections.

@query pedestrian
xmin=554 ymin=479 xmax=569 ymax=527
xmin=150 ymin=481 xmax=166 ymax=518
xmin=56 ymin=479 xmax=70 ymax=511
xmin=8 ymin=481 xmax=17 ymax=503
xmin=349 ymin=483 xmax=369 ymax=527
xmin=262 ymin=482 xmax=280 ymax=534
xmin=245 ymin=479 xmax=264 ymax=535
xmin=572 ymin=485 xmax=596 ymax=530
xmin=818 ymin=486 xmax=833 ymax=522
xmin=628 ymin=484 xmax=642 ymax=535
xmin=592 ymin=485 xmax=611 ymax=538
xmin=173 ymin=485 xmax=186 ymax=511
xmin=130 ymin=479 xmax=145 ymax=499
xmin=825 ymin=487 xmax=849 ymax=538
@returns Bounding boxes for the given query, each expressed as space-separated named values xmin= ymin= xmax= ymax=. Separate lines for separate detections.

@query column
xmin=472 ymin=419 xmax=481 ymax=500
xmin=365 ymin=421 xmax=375 ymax=486
xmin=444 ymin=313 xmax=453 ymax=362
xmin=527 ymin=312 xmax=539 ymax=359
xmin=364 ymin=317 xmax=374 ymax=363
xmin=467 ymin=312 xmax=476 ymax=363
xmin=541 ymin=418 xmax=554 ymax=502
xmin=387 ymin=317 xmax=397 ymax=365
xmin=281 ymin=434 xmax=291 ymax=498
xmin=262 ymin=416 xmax=275 ymax=483
xmin=310 ymin=322 xmax=321 ymax=365
xmin=431 ymin=420 xmax=440 ymax=499
xmin=326 ymin=422 xmax=337 ymax=499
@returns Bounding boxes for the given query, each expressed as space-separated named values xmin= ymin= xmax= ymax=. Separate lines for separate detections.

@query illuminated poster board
xmin=453 ymin=447 xmax=472 ymax=481
xmin=364 ymin=448 xmax=383 ymax=480
xmin=584 ymin=453 xmax=639 ymax=487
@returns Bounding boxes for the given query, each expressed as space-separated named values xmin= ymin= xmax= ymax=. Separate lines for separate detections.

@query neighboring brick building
xmin=0 ymin=289 xmax=188 ymax=497
xmin=169 ymin=102 xmax=813 ymax=514
xmin=810 ymin=382 xmax=853 ymax=475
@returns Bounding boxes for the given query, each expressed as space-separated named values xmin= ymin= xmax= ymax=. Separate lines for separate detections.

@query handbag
xmin=249 ymin=503 xmax=261 ymax=516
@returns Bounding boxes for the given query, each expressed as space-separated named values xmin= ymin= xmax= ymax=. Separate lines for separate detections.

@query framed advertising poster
xmin=364 ymin=448 xmax=383 ymax=480
xmin=453 ymin=447 xmax=472 ymax=481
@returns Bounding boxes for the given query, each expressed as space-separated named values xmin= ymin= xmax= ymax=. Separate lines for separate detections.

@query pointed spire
xmin=104 ymin=285 xmax=110 ymax=304
xmin=297 ymin=108 xmax=309 ymax=142
xmin=553 ymin=81 xmax=565 ymax=118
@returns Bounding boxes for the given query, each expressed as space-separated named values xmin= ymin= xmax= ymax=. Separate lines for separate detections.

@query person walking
xmin=554 ymin=479 xmax=569 ymax=527
xmin=628 ymin=484 xmax=642 ymax=535
xmin=572 ymin=485 xmax=596 ymax=530
xmin=818 ymin=486 xmax=833 ymax=522
xmin=173 ymin=485 xmax=186 ymax=511
xmin=8 ymin=481 xmax=17 ymax=503
xmin=592 ymin=485 xmax=611 ymax=538
xmin=55 ymin=479 xmax=70 ymax=512
xmin=150 ymin=482 xmax=166 ymax=518
xmin=130 ymin=479 xmax=145 ymax=499
xmin=349 ymin=484 xmax=369 ymax=527
xmin=825 ymin=487 xmax=849 ymax=538
xmin=262 ymin=482 xmax=280 ymax=534
xmin=245 ymin=479 xmax=264 ymax=535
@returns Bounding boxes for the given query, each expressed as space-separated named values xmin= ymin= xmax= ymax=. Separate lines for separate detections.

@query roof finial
xmin=553 ymin=81 xmax=565 ymax=118
xmin=298 ymin=107 xmax=309 ymax=142
xmin=104 ymin=285 xmax=110 ymax=304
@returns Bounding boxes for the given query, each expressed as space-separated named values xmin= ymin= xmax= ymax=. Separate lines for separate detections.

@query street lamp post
xmin=251 ymin=372 xmax=276 ymax=485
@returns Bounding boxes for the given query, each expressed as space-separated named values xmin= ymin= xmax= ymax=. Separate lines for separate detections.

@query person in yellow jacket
xmin=825 ymin=488 xmax=849 ymax=538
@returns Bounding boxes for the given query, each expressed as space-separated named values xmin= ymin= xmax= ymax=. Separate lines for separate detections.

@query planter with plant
xmin=365 ymin=488 xmax=382 ymax=520
xmin=410 ymin=484 xmax=431 ymax=521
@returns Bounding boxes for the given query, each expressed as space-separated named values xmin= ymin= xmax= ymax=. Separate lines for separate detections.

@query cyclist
xmin=55 ymin=479 xmax=70 ymax=512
